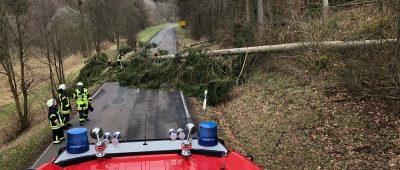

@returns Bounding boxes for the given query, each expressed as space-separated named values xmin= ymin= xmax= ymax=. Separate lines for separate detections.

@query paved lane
xmin=150 ymin=24 xmax=177 ymax=54
xmin=32 ymin=83 xmax=191 ymax=168
xmin=127 ymin=89 xmax=188 ymax=140
xmin=31 ymin=25 xmax=185 ymax=168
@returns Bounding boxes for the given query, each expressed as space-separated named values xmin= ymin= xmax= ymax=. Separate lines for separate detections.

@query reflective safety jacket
xmin=58 ymin=90 xmax=71 ymax=114
xmin=48 ymin=106 xmax=64 ymax=129
xmin=73 ymin=88 xmax=92 ymax=110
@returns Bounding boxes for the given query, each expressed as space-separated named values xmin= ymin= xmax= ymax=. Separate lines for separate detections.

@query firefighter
xmin=117 ymin=53 xmax=123 ymax=68
xmin=73 ymin=82 xmax=92 ymax=126
xmin=58 ymin=84 xmax=71 ymax=127
xmin=47 ymin=99 xmax=64 ymax=144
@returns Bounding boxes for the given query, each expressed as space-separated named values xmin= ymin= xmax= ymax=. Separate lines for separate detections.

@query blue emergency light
xmin=198 ymin=122 xmax=218 ymax=147
xmin=67 ymin=128 xmax=89 ymax=154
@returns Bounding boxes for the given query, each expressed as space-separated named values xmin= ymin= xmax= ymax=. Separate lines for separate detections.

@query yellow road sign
xmin=179 ymin=21 xmax=187 ymax=28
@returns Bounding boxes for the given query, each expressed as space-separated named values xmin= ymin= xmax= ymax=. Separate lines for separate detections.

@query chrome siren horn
xmin=182 ymin=123 xmax=196 ymax=158
xmin=112 ymin=131 xmax=122 ymax=146
xmin=113 ymin=131 xmax=122 ymax=140
xmin=168 ymin=129 xmax=177 ymax=140
xmin=177 ymin=128 xmax=185 ymax=140
xmin=185 ymin=123 xmax=195 ymax=140
xmin=103 ymin=132 xmax=112 ymax=144
xmin=90 ymin=127 xmax=104 ymax=141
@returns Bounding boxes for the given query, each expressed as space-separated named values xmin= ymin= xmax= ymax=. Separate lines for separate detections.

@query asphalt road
xmin=150 ymin=25 xmax=177 ymax=54
xmin=31 ymin=25 xmax=189 ymax=168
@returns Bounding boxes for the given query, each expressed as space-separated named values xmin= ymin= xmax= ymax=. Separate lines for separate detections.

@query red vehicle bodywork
xmin=37 ymin=151 xmax=261 ymax=170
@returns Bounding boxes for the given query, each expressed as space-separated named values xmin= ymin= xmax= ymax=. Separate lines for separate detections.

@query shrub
xmin=116 ymin=46 xmax=243 ymax=105
xmin=76 ymin=53 xmax=109 ymax=87
xmin=118 ymin=46 xmax=133 ymax=55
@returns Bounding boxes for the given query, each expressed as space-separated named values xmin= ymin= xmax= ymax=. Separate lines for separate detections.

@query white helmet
xmin=77 ymin=82 xmax=83 ymax=86
xmin=46 ymin=99 xmax=55 ymax=107
xmin=58 ymin=84 xmax=66 ymax=90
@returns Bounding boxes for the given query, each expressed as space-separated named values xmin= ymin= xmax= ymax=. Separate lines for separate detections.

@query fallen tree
xmin=157 ymin=39 xmax=397 ymax=59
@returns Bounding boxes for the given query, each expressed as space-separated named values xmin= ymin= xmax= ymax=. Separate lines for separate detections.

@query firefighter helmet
xmin=59 ymin=84 xmax=66 ymax=90
xmin=47 ymin=99 xmax=55 ymax=107
xmin=77 ymin=82 xmax=83 ymax=86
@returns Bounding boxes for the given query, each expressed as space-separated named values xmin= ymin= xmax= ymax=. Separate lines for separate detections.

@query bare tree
xmin=106 ymin=0 xmax=122 ymax=50
xmin=33 ymin=0 xmax=58 ymax=98
xmin=66 ymin=0 xmax=91 ymax=57
xmin=122 ymin=0 xmax=147 ymax=47
xmin=0 ymin=0 xmax=33 ymax=131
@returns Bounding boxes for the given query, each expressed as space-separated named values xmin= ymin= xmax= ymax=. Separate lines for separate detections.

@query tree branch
xmin=236 ymin=52 xmax=248 ymax=85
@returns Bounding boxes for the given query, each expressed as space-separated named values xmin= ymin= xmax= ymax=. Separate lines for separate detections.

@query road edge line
xmin=180 ymin=91 xmax=190 ymax=119
xmin=92 ymin=83 xmax=106 ymax=99
xmin=32 ymin=83 xmax=106 ymax=168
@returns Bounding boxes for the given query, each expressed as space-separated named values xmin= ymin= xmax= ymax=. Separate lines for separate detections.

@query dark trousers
xmin=63 ymin=113 xmax=70 ymax=125
xmin=117 ymin=60 xmax=122 ymax=68
xmin=52 ymin=128 xmax=64 ymax=144
xmin=78 ymin=109 xmax=89 ymax=123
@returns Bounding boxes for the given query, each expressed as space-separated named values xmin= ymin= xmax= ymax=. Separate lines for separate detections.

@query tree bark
xmin=45 ymin=40 xmax=56 ymax=98
xmin=116 ymin=30 xmax=120 ymax=51
xmin=15 ymin=12 xmax=30 ymax=130
xmin=245 ymin=0 xmax=250 ymax=23
xmin=0 ymin=20 xmax=25 ymax=132
xmin=157 ymin=39 xmax=397 ymax=58
xmin=322 ymin=0 xmax=329 ymax=18
xmin=396 ymin=0 xmax=400 ymax=59
xmin=39 ymin=0 xmax=56 ymax=98
xmin=257 ymin=0 xmax=264 ymax=33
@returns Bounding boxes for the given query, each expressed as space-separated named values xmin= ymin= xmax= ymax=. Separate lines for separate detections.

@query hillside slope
xmin=192 ymin=56 xmax=400 ymax=169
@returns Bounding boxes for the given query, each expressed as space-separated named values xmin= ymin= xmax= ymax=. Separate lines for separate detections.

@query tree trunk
xmin=52 ymin=48 xmax=61 ymax=83
xmin=245 ymin=0 xmax=250 ymax=23
xmin=266 ymin=0 xmax=271 ymax=23
xmin=157 ymin=39 xmax=398 ymax=58
xmin=396 ymin=0 xmax=400 ymax=59
xmin=116 ymin=30 xmax=120 ymax=51
xmin=95 ymin=40 xmax=101 ymax=54
xmin=15 ymin=14 xmax=30 ymax=130
xmin=322 ymin=0 xmax=329 ymax=18
xmin=1 ymin=35 xmax=25 ymax=133
xmin=57 ymin=49 xmax=65 ymax=83
xmin=78 ymin=6 xmax=90 ymax=57
xmin=46 ymin=45 xmax=56 ymax=98
xmin=39 ymin=0 xmax=57 ymax=98
xmin=257 ymin=0 xmax=264 ymax=33
xmin=212 ymin=0 xmax=215 ymax=39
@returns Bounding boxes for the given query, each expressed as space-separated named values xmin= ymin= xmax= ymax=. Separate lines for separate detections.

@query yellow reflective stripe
xmin=49 ymin=120 xmax=59 ymax=129
xmin=57 ymin=114 xmax=64 ymax=126
xmin=61 ymin=110 xmax=70 ymax=114
xmin=53 ymin=136 xmax=60 ymax=143
xmin=50 ymin=114 xmax=56 ymax=118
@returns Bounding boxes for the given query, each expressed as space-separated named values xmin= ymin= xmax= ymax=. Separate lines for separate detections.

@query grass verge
xmin=0 ymin=121 xmax=50 ymax=170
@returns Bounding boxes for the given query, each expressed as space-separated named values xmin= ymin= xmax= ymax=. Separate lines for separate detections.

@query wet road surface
xmin=150 ymin=24 xmax=177 ymax=55
xmin=31 ymin=25 xmax=187 ymax=168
